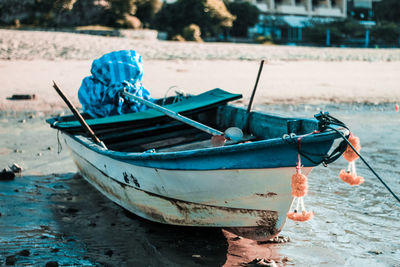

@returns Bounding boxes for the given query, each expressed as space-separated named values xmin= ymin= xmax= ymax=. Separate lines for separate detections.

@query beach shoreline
xmin=1 ymin=59 xmax=400 ymax=112
xmin=1 ymin=29 xmax=400 ymax=112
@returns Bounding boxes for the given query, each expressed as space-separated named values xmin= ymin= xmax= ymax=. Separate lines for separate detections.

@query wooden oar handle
xmin=53 ymin=81 xmax=106 ymax=149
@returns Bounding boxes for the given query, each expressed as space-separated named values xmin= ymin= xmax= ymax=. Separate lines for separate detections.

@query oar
xmin=122 ymin=90 xmax=243 ymax=145
xmin=52 ymin=81 xmax=107 ymax=149
xmin=247 ymin=60 xmax=264 ymax=113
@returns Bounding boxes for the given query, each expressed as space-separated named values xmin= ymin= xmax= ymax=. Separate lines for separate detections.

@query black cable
xmin=327 ymin=126 xmax=400 ymax=204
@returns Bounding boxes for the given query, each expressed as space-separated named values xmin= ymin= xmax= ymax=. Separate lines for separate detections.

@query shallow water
xmin=257 ymin=103 xmax=400 ymax=267
xmin=0 ymin=104 xmax=399 ymax=266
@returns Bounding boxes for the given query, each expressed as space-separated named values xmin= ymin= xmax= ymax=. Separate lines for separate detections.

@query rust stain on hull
xmin=255 ymin=192 xmax=277 ymax=198
xmin=72 ymin=153 xmax=282 ymax=240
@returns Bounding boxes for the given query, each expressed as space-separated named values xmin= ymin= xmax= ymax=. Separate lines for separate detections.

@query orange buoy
xmin=287 ymin=138 xmax=313 ymax=222
xmin=342 ymin=133 xmax=361 ymax=162
xmin=287 ymin=210 xmax=314 ymax=222
xmin=339 ymin=132 xmax=365 ymax=186
xmin=291 ymin=173 xmax=308 ymax=197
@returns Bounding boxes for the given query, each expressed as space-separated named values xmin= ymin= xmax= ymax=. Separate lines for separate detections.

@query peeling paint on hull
xmin=65 ymin=134 xmax=313 ymax=241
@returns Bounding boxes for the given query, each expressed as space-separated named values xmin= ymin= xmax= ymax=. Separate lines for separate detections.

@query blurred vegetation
xmin=226 ymin=1 xmax=259 ymax=37
xmin=303 ymin=18 xmax=400 ymax=46
xmin=374 ymin=0 xmax=400 ymax=24
xmin=0 ymin=0 xmax=399 ymax=46
xmin=153 ymin=0 xmax=235 ymax=39
xmin=182 ymin=24 xmax=203 ymax=42
xmin=303 ymin=19 xmax=364 ymax=45
xmin=254 ymin=35 xmax=273 ymax=45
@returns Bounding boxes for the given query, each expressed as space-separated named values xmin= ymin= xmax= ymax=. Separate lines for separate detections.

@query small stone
xmin=231 ymin=236 xmax=242 ymax=241
xmin=88 ymin=221 xmax=96 ymax=227
xmin=9 ymin=163 xmax=22 ymax=173
xmin=9 ymin=94 xmax=36 ymax=100
xmin=368 ymin=250 xmax=382 ymax=255
xmin=37 ymin=152 xmax=43 ymax=156
xmin=13 ymin=149 xmax=23 ymax=153
xmin=281 ymin=256 xmax=293 ymax=263
xmin=5 ymin=255 xmax=17 ymax=265
xmin=18 ymin=119 xmax=26 ymax=123
xmin=18 ymin=249 xmax=30 ymax=256
xmin=50 ymin=248 xmax=60 ymax=253
xmin=14 ymin=189 xmax=19 ymax=192
xmin=45 ymin=261 xmax=59 ymax=267
xmin=246 ymin=258 xmax=277 ymax=267
xmin=192 ymin=254 xmax=201 ymax=258
xmin=0 ymin=169 xmax=15 ymax=181
xmin=104 ymin=249 xmax=113 ymax=257
xmin=47 ymin=146 xmax=52 ymax=151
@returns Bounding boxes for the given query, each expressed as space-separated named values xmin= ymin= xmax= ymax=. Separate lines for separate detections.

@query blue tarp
xmin=78 ymin=50 xmax=152 ymax=118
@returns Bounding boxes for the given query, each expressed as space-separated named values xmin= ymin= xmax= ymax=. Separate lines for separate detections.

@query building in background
xmin=347 ymin=0 xmax=381 ymax=21
xmin=247 ymin=0 xmax=380 ymax=43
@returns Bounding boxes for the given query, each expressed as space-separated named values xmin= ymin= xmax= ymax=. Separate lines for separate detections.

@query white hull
xmin=65 ymin=134 xmax=312 ymax=240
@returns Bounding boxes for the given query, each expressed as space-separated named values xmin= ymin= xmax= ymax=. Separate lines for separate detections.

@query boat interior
xmin=50 ymin=101 xmax=319 ymax=153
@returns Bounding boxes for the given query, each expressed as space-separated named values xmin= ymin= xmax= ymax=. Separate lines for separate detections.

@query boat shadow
xmin=47 ymin=172 xmax=231 ymax=266
xmin=0 ymin=172 xmax=283 ymax=266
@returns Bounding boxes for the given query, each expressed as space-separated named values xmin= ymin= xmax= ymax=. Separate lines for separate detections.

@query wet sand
xmin=0 ymin=115 xmax=284 ymax=266
xmin=1 ymin=105 xmax=399 ymax=266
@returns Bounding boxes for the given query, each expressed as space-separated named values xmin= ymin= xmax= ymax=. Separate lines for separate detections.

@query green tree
xmin=374 ymin=0 xmax=400 ymax=23
xmin=227 ymin=1 xmax=259 ymax=37
xmin=135 ymin=0 xmax=162 ymax=27
xmin=371 ymin=22 xmax=400 ymax=44
xmin=154 ymin=0 xmax=235 ymax=38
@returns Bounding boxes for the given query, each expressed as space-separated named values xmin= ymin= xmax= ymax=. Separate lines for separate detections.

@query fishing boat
xmin=47 ymin=88 xmax=347 ymax=241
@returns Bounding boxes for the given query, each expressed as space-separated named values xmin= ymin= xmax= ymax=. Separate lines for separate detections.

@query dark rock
xmin=51 ymin=248 xmax=60 ymax=253
xmin=259 ymin=235 xmax=290 ymax=244
xmin=9 ymin=163 xmax=22 ymax=173
xmin=0 ymin=169 xmax=15 ymax=181
xmin=88 ymin=221 xmax=96 ymax=227
xmin=5 ymin=255 xmax=17 ymax=265
xmin=104 ymin=249 xmax=113 ymax=257
xmin=281 ymin=256 xmax=293 ymax=263
xmin=8 ymin=94 xmax=36 ymax=100
xmin=45 ymin=261 xmax=59 ymax=267
xmin=246 ymin=258 xmax=277 ymax=267
xmin=18 ymin=249 xmax=30 ymax=256
xmin=60 ymin=207 xmax=79 ymax=214
xmin=368 ymin=250 xmax=383 ymax=255
xmin=18 ymin=119 xmax=26 ymax=123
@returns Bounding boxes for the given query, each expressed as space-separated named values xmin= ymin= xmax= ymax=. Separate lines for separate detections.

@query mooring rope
xmin=327 ymin=126 xmax=400 ymax=204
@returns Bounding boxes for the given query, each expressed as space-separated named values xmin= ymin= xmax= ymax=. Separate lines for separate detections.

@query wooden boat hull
xmin=64 ymin=133 xmax=312 ymax=240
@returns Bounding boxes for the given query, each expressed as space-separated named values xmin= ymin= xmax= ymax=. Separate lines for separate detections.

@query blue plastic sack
xmin=78 ymin=50 xmax=153 ymax=118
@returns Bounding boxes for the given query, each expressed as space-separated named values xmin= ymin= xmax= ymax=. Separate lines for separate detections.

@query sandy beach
xmin=1 ymin=29 xmax=400 ymax=266
xmin=1 ymin=29 xmax=400 ymax=112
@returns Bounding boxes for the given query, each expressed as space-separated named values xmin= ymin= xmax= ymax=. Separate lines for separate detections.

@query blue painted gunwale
xmin=67 ymin=117 xmax=341 ymax=171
